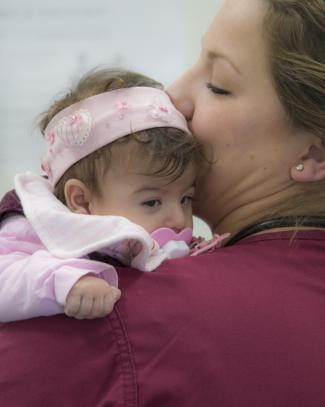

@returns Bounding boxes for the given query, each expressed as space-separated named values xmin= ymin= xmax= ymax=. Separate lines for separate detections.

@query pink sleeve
xmin=0 ymin=216 xmax=118 ymax=322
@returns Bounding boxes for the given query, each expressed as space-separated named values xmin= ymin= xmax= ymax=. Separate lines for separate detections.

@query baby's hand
xmin=64 ymin=276 xmax=121 ymax=319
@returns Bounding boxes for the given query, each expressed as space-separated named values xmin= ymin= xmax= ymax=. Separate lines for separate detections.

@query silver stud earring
xmin=296 ymin=163 xmax=304 ymax=172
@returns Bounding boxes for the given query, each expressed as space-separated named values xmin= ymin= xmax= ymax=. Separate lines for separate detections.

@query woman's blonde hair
xmin=264 ymin=0 xmax=324 ymax=137
xmin=263 ymin=0 xmax=325 ymax=217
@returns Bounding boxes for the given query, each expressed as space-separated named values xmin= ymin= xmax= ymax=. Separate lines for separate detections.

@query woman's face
xmin=168 ymin=0 xmax=306 ymax=232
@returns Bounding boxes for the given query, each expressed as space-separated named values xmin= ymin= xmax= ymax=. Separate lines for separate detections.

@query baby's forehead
xmin=108 ymin=141 xmax=159 ymax=173
xmin=105 ymin=130 xmax=199 ymax=185
xmin=115 ymin=154 xmax=196 ymax=180
xmin=108 ymin=155 xmax=196 ymax=187
xmin=127 ymin=171 xmax=196 ymax=197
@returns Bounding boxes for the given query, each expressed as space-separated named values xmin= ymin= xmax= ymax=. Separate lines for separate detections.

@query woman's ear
xmin=64 ymin=179 xmax=92 ymax=214
xmin=291 ymin=141 xmax=325 ymax=183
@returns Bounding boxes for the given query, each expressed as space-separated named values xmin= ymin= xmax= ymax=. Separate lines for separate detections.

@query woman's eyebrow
xmin=207 ymin=50 xmax=241 ymax=76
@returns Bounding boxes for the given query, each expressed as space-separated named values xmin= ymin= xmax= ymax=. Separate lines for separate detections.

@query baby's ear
xmin=64 ymin=179 xmax=92 ymax=214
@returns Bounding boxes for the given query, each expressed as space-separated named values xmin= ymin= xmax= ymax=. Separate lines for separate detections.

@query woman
xmin=169 ymin=0 xmax=325 ymax=238
xmin=0 ymin=1 xmax=324 ymax=406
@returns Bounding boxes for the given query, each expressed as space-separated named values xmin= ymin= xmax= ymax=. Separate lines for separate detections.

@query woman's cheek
xmin=191 ymin=111 xmax=217 ymax=142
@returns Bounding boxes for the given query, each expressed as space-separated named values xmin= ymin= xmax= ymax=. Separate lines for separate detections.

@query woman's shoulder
xmin=2 ymin=231 xmax=325 ymax=406
xmin=0 ymin=315 xmax=125 ymax=406
xmin=114 ymin=232 xmax=325 ymax=405
xmin=0 ymin=189 xmax=23 ymax=224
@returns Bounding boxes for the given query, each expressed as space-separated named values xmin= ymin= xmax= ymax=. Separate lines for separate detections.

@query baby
xmin=0 ymin=68 xmax=220 ymax=322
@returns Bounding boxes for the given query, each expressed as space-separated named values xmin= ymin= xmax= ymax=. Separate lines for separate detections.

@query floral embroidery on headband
xmin=117 ymin=101 xmax=130 ymax=120
xmin=46 ymin=130 xmax=56 ymax=145
xmin=54 ymin=109 xmax=92 ymax=147
xmin=147 ymin=98 xmax=171 ymax=123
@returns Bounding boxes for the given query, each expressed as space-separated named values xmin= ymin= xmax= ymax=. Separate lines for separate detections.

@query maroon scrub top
xmin=1 ymin=190 xmax=325 ymax=406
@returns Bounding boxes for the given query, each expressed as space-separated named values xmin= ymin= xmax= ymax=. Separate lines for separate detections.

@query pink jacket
xmin=0 ymin=215 xmax=118 ymax=322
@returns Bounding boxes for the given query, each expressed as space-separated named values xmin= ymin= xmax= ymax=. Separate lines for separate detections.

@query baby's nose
xmin=166 ymin=209 xmax=187 ymax=232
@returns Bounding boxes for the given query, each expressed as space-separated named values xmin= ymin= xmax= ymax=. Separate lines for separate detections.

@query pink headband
xmin=41 ymin=87 xmax=190 ymax=185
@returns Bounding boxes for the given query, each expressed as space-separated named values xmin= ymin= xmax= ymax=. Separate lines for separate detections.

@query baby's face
xmin=89 ymin=164 xmax=196 ymax=234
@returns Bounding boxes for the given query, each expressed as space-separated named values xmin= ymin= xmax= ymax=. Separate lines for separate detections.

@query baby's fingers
xmin=89 ymin=287 xmax=121 ymax=318
xmin=64 ymin=295 xmax=81 ymax=317
xmin=103 ymin=288 xmax=122 ymax=315
xmin=91 ymin=295 xmax=105 ymax=318
xmin=65 ymin=286 xmax=121 ymax=319
xmin=74 ymin=296 xmax=93 ymax=319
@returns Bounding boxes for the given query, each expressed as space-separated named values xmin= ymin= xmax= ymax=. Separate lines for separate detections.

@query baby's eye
xmin=181 ymin=195 xmax=194 ymax=206
xmin=142 ymin=199 xmax=161 ymax=208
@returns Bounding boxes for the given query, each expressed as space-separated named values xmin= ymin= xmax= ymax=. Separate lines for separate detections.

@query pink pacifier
xmin=150 ymin=227 xmax=193 ymax=247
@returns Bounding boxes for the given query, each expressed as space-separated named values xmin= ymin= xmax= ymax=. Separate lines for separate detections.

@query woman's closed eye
xmin=206 ymin=82 xmax=231 ymax=96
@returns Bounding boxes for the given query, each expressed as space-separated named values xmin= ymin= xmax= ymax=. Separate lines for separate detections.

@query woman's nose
xmin=167 ymin=73 xmax=195 ymax=121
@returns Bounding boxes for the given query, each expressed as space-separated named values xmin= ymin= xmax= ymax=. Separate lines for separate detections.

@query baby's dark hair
xmin=38 ymin=68 xmax=202 ymax=204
